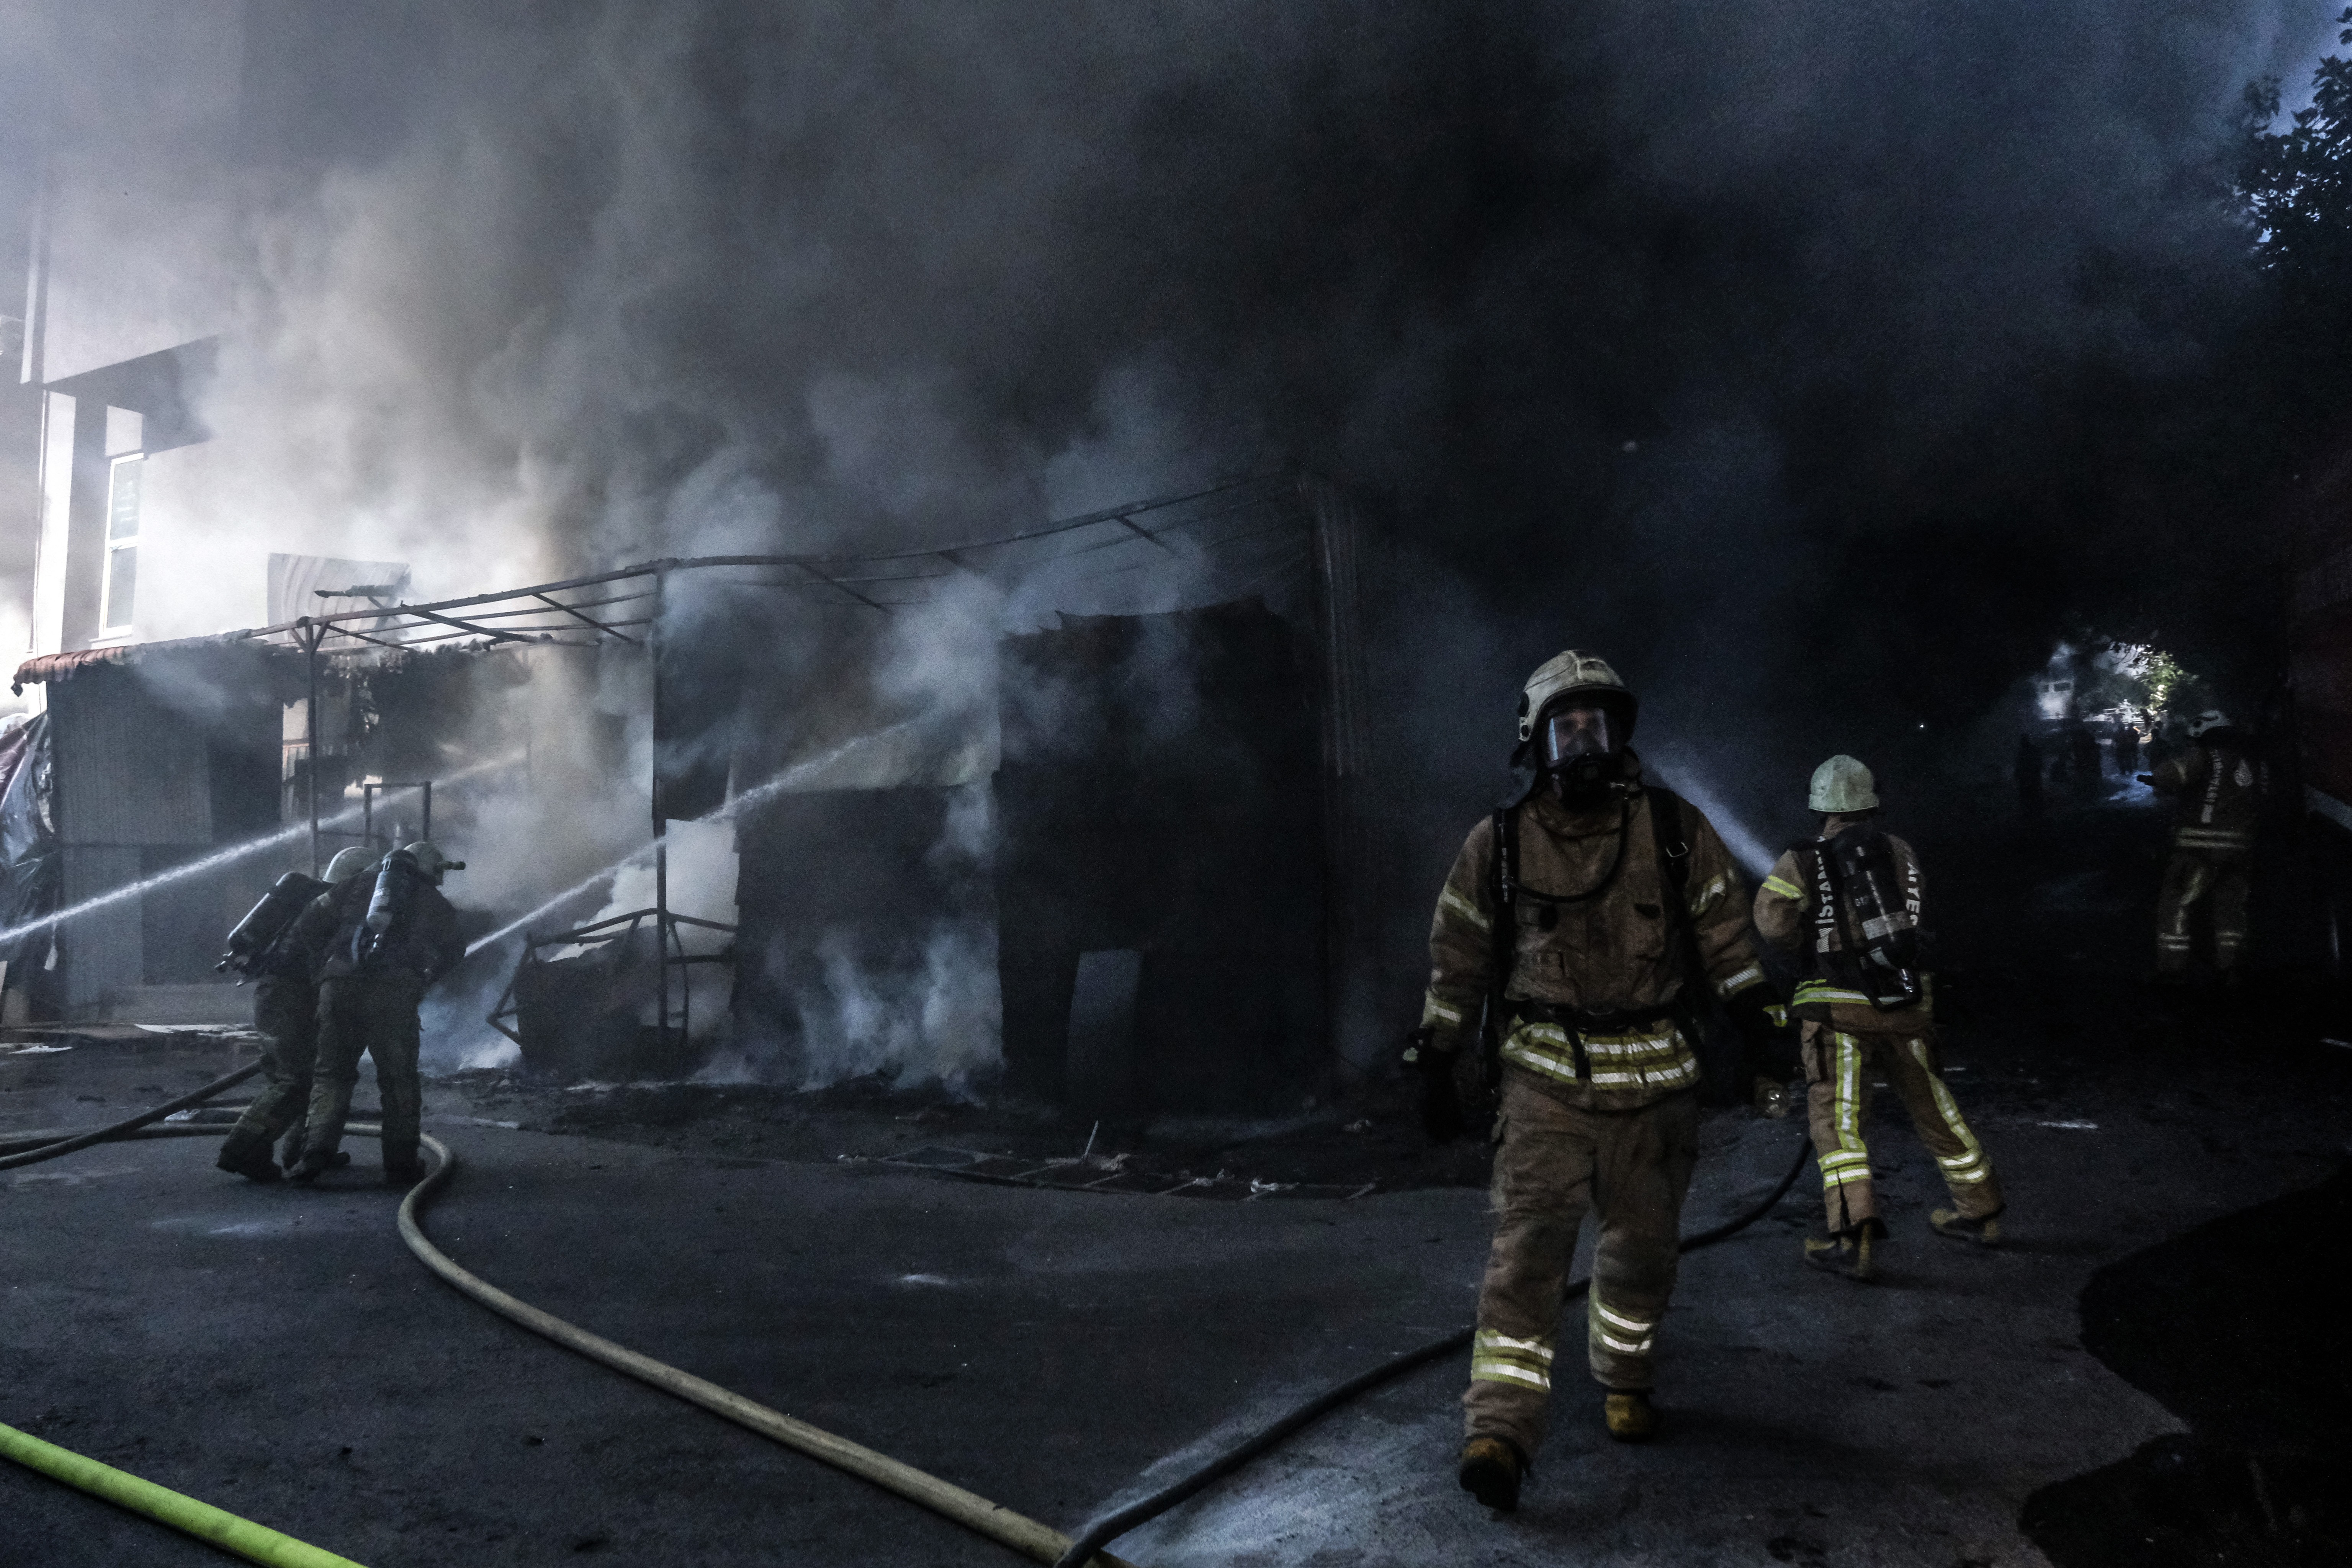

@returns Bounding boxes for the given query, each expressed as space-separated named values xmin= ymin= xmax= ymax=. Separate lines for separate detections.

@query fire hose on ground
xmin=0 ymin=1068 xmax=1815 ymax=1568
xmin=0 ymin=1059 xmax=262 ymax=1170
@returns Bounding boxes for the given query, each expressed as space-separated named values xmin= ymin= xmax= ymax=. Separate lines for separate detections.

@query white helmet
xmin=323 ymin=847 xmax=379 ymax=883
xmin=2185 ymin=710 xmax=2232 ymax=738
xmin=1809 ymin=754 xmax=1879 ymax=813
xmin=1516 ymin=650 xmax=1636 ymax=744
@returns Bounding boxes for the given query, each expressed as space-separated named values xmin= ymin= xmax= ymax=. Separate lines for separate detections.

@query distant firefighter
xmin=2143 ymin=711 xmax=2261 ymax=981
xmin=2013 ymin=735 xmax=2044 ymax=819
xmin=211 ymin=849 xmax=377 ymax=1182
xmin=289 ymin=841 xmax=467 ymax=1185
xmin=2113 ymin=723 xmax=2142 ymax=778
xmin=1413 ymin=650 xmax=1785 ymax=1512
xmin=1753 ymin=756 xmax=2004 ymax=1281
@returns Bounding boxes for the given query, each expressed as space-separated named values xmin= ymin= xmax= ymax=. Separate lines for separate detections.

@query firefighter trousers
xmin=219 ymin=976 xmax=317 ymax=1166
xmin=302 ymin=976 xmax=425 ymax=1173
xmin=2155 ymin=849 xmax=2250 ymax=973
xmin=1802 ymin=1022 xmax=2001 ymax=1234
xmin=1463 ymin=1071 xmax=1698 ymax=1457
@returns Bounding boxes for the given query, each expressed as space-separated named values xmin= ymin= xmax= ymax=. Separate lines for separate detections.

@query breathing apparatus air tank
xmin=354 ymin=849 xmax=423 ymax=969
xmin=218 ymin=873 xmax=329 ymax=974
xmin=1823 ymin=829 xmax=1922 ymax=1009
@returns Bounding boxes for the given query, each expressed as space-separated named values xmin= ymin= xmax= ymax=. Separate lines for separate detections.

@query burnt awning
xmin=11 ymin=648 xmax=131 ymax=692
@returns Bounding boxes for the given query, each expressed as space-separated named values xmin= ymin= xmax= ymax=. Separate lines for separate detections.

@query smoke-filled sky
xmin=3 ymin=0 xmax=2341 ymax=767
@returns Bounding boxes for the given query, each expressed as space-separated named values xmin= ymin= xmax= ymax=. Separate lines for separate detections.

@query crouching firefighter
xmin=213 ymin=850 xmax=379 ymax=1182
xmin=290 ymin=842 xmax=466 ymax=1187
xmin=1413 ymin=651 xmax=1786 ymax=1514
xmin=1753 ymin=756 xmax=2002 ymax=1281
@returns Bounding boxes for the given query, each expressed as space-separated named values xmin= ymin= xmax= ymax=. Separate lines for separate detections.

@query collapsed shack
xmin=7 ymin=475 xmax=1380 ymax=1116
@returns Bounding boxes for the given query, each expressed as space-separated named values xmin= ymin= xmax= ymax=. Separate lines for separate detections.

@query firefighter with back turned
xmin=213 ymin=847 xmax=379 ymax=1182
xmin=1752 ymin=755 xmax=2003 ymax=1282
xmin=288 ymin=841 xmax=466 ymax=1186
xmin=1412 ymin=650 xmax=1786 ymax=1514
xmin=2142 ymin=709 xmax=2262 ymax=983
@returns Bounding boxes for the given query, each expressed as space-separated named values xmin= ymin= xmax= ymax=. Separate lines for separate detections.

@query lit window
xmin=101 ymin=454 xmax=140 ymax=633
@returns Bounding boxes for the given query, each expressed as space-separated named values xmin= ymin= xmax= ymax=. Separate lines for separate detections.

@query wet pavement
xmin=3 ymin=789 xmax=2349 ymax=1566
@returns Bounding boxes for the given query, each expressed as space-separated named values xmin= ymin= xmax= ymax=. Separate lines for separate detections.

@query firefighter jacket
xmin=281 ymin=879 xmax=366 ymax=986
xmin=1753 ymin=814 xmax=1929 ymax=1035
xmin=296 ymin=872 xmax=464 ymax=986
xmin=2149 ymin=741 xmax=2261 ymax=856
xmin=1421 ymin=757 xmax=1770 ymax=1112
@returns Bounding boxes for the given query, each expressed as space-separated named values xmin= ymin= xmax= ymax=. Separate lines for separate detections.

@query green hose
xmin=0 ymin=1419 xmax=369 ymax=1568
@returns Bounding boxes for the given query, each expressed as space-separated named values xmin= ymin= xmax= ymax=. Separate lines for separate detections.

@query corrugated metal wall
xmin=48 ymin=669 xmax=212 ymax=846
xmin=47 ymin=665 xmax=213 ymax=1010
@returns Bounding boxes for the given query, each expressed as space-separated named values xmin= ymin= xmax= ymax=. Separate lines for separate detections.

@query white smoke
xmin=789 ymin=920 xmax=1002 ymax=1095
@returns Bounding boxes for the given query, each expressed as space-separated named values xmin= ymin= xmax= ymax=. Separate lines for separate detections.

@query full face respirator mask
xmin=1539 ymin=703 xmax=1624 ymax=800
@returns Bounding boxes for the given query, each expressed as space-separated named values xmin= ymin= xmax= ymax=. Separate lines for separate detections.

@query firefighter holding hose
xmin=212 ymin=847 xmax=379 ymax=1182
xmin=1752 ymin=756 xmax=2003 ymax=1280
xmin=1415 ymin=650 xmax=1785 ymax=1514
xmin=289 ymin=842 xmax=466 ymax=1186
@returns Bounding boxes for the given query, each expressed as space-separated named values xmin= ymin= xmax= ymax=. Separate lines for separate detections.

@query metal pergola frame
xmin=238 ymin=472 xmax=1329 ymax=1056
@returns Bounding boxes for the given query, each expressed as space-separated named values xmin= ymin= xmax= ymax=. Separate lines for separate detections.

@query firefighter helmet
xmin=1516 ymin=650 xmax=1637 ymax=743
xmin=1808 ymin=754 xmax=1879 ymax=813
xmin=323 ymin=847 xmax=378 ymax=883
xmin=2185 ymin=709 xmax=2232 ymax=737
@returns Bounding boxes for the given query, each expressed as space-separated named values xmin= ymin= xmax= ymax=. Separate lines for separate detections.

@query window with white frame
xmin=101 ymin=453 xmax=141 ymax=634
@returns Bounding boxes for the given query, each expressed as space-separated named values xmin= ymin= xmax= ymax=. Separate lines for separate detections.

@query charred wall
xmin=994 ymin=600 xmax=1326 ymax=1114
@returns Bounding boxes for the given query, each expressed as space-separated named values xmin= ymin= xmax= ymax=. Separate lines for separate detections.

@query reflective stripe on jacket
xmin=1753 ymin=816 xmax=1931 ymax=1034
xmin=2149 ymin=743 xmax=2260 ymax=855
xmin=1422 ymin=758 xmax=1766 ymax=1111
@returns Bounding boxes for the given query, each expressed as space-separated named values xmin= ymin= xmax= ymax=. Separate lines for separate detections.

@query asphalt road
xmin=4 ymin=789 xmax=2349 ymax=1567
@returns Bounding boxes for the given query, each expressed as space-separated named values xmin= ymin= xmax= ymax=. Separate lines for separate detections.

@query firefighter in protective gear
xmin=1425 ymin=651 xmax=1781 ymax=1512
xmin=290 ymin=842 xmax=465 ymax=1185
xmin=213 ymin=849 xmax=378 ymax=1182
xmin=1754 ymin=756 xmax=2003 ymax=1280
xmin=2143 ymin=711 xmax=2260 ymax=979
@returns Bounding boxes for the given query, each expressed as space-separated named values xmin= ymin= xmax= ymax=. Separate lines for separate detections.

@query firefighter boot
xmin=214 ymin=1136 xmax=281 ymax=1183
xmin=1457 ymin=1435 xmax=1525 ymax=1512
xmin=1803 ymin=1225 xmax=1877 ymax=1281
xmin=1604 ymin=1390 xmax=1659 ymax=1443
xmin=1930 ymin=1206 xmax=2002 ymax=1245
xmin=286 ymin=1150 xmax=352 ymax=1184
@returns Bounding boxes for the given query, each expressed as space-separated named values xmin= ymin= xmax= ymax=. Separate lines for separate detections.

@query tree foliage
xmin=2239 ymin=10 xmax=2352 ymax=459
xmin=2243 ymin=11 xmax=2352 ymax=284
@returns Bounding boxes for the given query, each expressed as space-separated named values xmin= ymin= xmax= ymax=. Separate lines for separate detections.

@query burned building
xmin=4 ymin=476 xmax=1379 ymax=1116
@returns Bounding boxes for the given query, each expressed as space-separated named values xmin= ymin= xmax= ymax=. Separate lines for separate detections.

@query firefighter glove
xmin=1405 ymin=1028 xmax=1465 ymax=1144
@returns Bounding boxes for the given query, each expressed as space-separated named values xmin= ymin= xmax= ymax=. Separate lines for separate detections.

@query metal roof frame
xmin=216 ymin=472 xmax=1307 ymax=657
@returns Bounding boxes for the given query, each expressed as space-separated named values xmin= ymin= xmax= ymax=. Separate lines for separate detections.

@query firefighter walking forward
xmin=2144 ymin=710 xmax=2261 ymax=981
xmin=214 ymin=848 xmax=381 ymax=1182
xmin=1418 ymin=651 xmax=1783 ymax=1513
xmin=291 ymin=842 xmax=466 ymax=1186
xmin=1753 ymin=755 xmax=2002 ymax=1281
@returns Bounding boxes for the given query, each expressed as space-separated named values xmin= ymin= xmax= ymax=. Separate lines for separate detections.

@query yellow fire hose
xmin=2 ymin=1104 xmax=1138 ymax=1568
xmin=0 ymin=1418 xmax=369 ymax=1568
